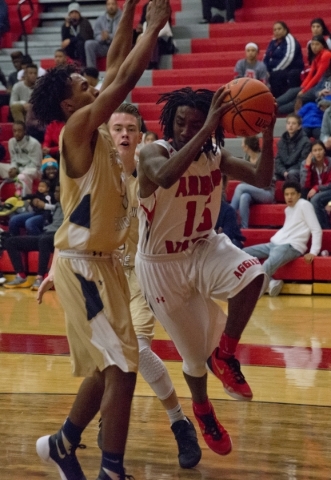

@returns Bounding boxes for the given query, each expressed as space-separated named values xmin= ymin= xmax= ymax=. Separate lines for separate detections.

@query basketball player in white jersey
xmin=136 ymin=87 xmax=275 ymax=456
xmin=30 ymin=2 xmax=170 ymax=480
xmin=107 ymin=103 xmax=202 ymax=468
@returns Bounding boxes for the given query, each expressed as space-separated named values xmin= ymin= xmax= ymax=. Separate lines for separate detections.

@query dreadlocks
xmin=30 ymin=65 xmax=77 ymax=126
xmin=157 ymin=87 xmax=224 ymax=154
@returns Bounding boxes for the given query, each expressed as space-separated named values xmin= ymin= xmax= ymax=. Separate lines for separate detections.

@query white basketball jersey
xmin=138 ymin=140 xmax=222 ymax=255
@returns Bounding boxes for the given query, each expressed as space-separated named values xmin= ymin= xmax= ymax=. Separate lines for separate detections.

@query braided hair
xmin=30 ymin=65 xmax=77 ymax=126
xmin=157 ymin=87 xmax=224 ymax=154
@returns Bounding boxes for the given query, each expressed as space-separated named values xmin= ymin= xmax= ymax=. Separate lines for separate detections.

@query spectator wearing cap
xmin=61 ymin=2 xmax=93 ymax=65
xmin=234 ymin=43 xmax=269 ymax=84
xmin=42 ymin=121 xmax=65 ymax=162
xmin=84 ymin=0 xmax=122 ymax=68
xmin=41 ymin=156 xmax=59 ymax=193
xmin=0 ymin=121 xmax=42 ymax=197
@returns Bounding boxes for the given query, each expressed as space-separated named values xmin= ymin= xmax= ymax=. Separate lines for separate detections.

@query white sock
xmin=166 ymin=404 xmax=187 ymax=425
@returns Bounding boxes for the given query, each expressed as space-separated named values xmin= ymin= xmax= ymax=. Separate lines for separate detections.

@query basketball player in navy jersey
xmin=135 ymin=87 xmax=275 ymax=456
xmin=30 ymin=2 xmax=170 ymax=480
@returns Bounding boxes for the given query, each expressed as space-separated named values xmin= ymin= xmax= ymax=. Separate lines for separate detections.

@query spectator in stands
xmin=85 ymin=0 xmax=122 ymax=68
xmin=7 ymin=51 xmax=23 ymax=91
xmin=9 ymin=63 xmax=37 ymax=123
xmin=243 ymin=181 xmax=322 ymax=296
xmin=17 ymin=55 xmax=46 ymax=82
xmin=40 ymin=156 xmax=59 ymax=193
xmin=275 ymin=113 xmax=312 ymax=183
xmin=82 ymin=67 xmax=102 ymax=90
xmin=8 ymin=178 xmax=55 ymax=236
xmin=0 ymin=121 xmax=42 ymax=196
xmin=199 ymin=0 xmax=237 ymax=24
xmin=144 ymin=130 xmax=158 ymax=144
xmin=263 ymin=21 xmax=304 ymax=98
xmin=4 ymin=184 xmax=62 ymax=290
xmin=54 ymin=48 xmax=69 ymax=66
xmin=308 ymin=18 xmax=331 ymax=65
xmin=0 ymin=67 xmax=9 ymax=109
xmin=230 ymin=136 xmax=275 ymax=228
xmin=234 ymin=43 xmax=268 ymax=84
xmin=297 ymin=95 xmax=331 ymax=140
xmin=42 ymin=122 xmax=64 ymax=162
xmin=61 ymin=2 xmax=93 ymax=65
xmin=320 ymin=102 xmax=331 ymax=155
xmin=277 ymin=35 xmax=331 ymax=115
xmin=300 ymin=140 xmax=331 ymax=229
xmin=216 ymin=176 xmax=246 ymax=249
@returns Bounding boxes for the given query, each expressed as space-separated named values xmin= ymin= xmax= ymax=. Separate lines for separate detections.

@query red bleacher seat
xmin=226 ymin=180 xmax=240 ymax=202
xmin=0 ymin=123 xmax=13 ymax=142
xmin=97 ymin=57 xmax=107 ymax=72
xmin=0 ymin=250 xmax=16 ymax=272
xmin=0 ymin=105 xmax=10 ymax=123
xmin=273 ymin=258 xmax=313 ymax=281
xmin=248 ymin=204 xmax=286 ymax=227
xmin=0 ymin=182 xmax=16 ymax=201
xmin=313 ymin=257 xmax=331 ymax=281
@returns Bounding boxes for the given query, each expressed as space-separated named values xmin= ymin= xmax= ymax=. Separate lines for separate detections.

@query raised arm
xmin=63 ymin=0 xmax=170 ymax=178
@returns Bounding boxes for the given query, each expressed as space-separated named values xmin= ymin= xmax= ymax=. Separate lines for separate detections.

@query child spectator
xmin=4 ymin=184 xmax=63 ymax=289
xmin=275 ymin=114 xmax=312 ymax=182
xmin=144 ymin=130 xmax=158 ymax=144
xmin=243 ymin=181 xmax=322 ymax=296
xmin=234 ymin=43 xmax=268 ymax=84
xmin=0 ymin=121 xmax=42 ymax=196
xmin=8 ymin=179 xmax=55 ymax=236
xmin=41 ymin=156 xmax=59 ymax=193
xmin=230 ymin=136 xmax=275 ymax=228
xmin=300 ymin=140 xmax=331 ymax=228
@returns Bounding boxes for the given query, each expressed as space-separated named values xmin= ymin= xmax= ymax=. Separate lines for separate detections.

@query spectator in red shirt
xmin=300 ymin=139 xmax=331 ymax=228
xmin=42 ymin=121 xmax=65 ymax=161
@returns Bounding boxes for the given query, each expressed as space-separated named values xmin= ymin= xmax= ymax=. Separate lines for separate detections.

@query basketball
xmin=220 ymin=78 xmax=274 ymax=137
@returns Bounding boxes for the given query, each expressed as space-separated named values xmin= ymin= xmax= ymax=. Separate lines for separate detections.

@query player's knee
xmin=138 ymin=342 xmax=174 ymax=400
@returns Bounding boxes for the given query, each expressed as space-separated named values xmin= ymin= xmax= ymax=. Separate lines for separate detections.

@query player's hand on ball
xmin=205 ymin=86 xmax=233 ymax=132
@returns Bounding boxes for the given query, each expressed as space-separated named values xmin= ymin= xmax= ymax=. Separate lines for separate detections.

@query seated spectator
xmin=297 ymin=96 xmax=331 ymax=140
xmin=308 ymin=18 xmax=331 ymax=65
xmin=17 ymin=55 xmax=46 ymax=82
xmin=200 ymin=0 xmax=237 ymax=23
xmin=42 ymin=122 xmax=65 ymax=162
xmin=7 ymin=51 xmax=23 ymax=92
xmin=320 ymin=102 xmax=331 ymax=154
xmin=243 ymin=181 xmax=322 ymax=296
xmin=61 ymin=2 xmax=93 ymax=65
xmin=138 ymin=13 xmax=175 ymax=70
xmin=275 ymin=113 xmax=312 ymax=183
xmin=216 ymin=177 xmax=246 ymax=249
xmin=230 ymin=136 xmax=275 ymax=228
xmin=277 ymin=35 xmax=331 ymax=115
xmin=85 ymin=0 xmax=122 ymax=68
xmin=54 ymin=48 xmax=69 ymax=67
xmin=0 ymin=68 xmax=9 ymax=109
xmin=4 ymin=184 xmax=62 ymax=289
xmin=82 ymin=67 xmax=102 ymax=90
xmin=263 ymin=21 xmax=304 ymax=98
xmin=144 ymin=130 xmax=158 ymax=144
xmin=8 ymin=178 xmax=55 ymax=236
xmin=0 ymin=121 xmax=42 ymax=196
xmin=9 ymin=63 xmax=38 ymax=123
xmin=234 ymin=43 xmax=268 ymax=84
xmin=300 ymin=139 xmax=331 ymax=228
xmin=40 ymin=156 xmax=59 ymax=193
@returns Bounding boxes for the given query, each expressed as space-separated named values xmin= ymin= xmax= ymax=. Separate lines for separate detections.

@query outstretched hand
xmin=36 ymin=274 xmax=54 ymax=304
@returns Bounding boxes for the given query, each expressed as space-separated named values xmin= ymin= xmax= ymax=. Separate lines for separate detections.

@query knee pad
xmin=138 ymin=339 xmax=174 ymax=400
